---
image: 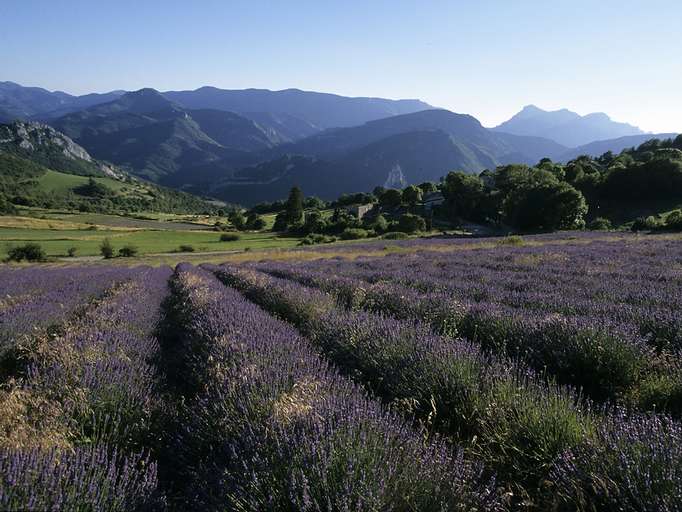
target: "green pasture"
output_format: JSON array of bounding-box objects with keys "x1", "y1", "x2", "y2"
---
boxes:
[{"x1": 0, "y1": 226, "x2": 300, "y2": 258}]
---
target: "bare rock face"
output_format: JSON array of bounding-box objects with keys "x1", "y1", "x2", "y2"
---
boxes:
[
  {"x1": 384, "y1": 163, "x2": 407, "y2": 189},
  {"x1": 1, "y1": 121, "x2": 93, "y2": 162},
  {"x1": 0, "y1": 120, "x2": 126, "y2": 180}
]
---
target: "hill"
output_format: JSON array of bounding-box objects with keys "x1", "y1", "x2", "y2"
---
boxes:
[
  {"x1": 0, "y1": 81, "x2": 123, "y2": 120},
  {"x1": 0, "y1": 121, "x2": 218, "y2": 214},
  {"x1": 51, "y1": 89, "x2": 269, "y2": 182},
  {"x1": 493, "y1": 105, "x2": 644, "y2": 147},
  {"x1": 560, "y1": 132, "x2": 678, "y2": 161}
]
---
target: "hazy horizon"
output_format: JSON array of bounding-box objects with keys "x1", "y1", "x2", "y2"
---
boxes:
[{"x1": 2, "y1": 0, "x2": 680, "y2": 132}]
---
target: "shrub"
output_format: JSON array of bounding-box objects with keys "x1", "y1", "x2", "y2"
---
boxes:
[
  {"x1": 551, "y1": 409, "x2": 682, "y2": 511},
  {"x1": 588, "y1": 217, "x2": 613, "y2": 230},
  {"x1": 664, "y1": 209, "x2": 682, "y2": 230},
  {"x1": 100, "y1": 238, "x2": 114, "y2": 259},
  {"x1": 382, "y1": 231, "x2": 409, "y2": 240},
  {"x1": 118, "y1": 244, "x2": 138, "y2": 257},
  {"x1": 178, "y1": 244, "x2": 195, "y2": 253},
  {"x1": 339, "y1": 228, "x2": 370, "y2": 240},
  {"x1": 631, "y1": 216, "x2": 661, "y2": 232},
  {"x1": 397, "y1": 213, "x2": 426, "y2": 233},
  {"x1": 6, "y1": 243, "x2": 46, "y2": 262},
  {"x1": 220, "y1": 233, "x2": 241, "y2": 242},
  {"x1": 370, "y1": 214, "x2": 389, "y2": 233},
  {"x1": 67, "y1": 247, "x2": 78, "y2": 257},
  {"x1": 299, "y1": 234, "x2": 337, "y2": 246},
  {"x1": 497, "y1": 235, "x2": 524, "y2": 246}
]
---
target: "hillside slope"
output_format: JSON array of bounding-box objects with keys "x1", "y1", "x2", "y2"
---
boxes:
[
  {"x1": 0, "y1": 121, "x2": 216, "y2": 213},
  {"x1": 206, "y1": 110, "x2": 567, "y2": 204},
  {"x1": 560, "y1": 133, "x2": 679, "y2": 161},
  {"x1": 52, "y1": 89, "x2": 269, "y2": 181}
]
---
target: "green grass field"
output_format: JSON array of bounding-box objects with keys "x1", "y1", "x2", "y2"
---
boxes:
[
  {"x1": 0, "y1": 226, "x2": 301, "y2": 259},
  {"x1": 37, "y1": 170, "x2": 136, "y2": 195}
]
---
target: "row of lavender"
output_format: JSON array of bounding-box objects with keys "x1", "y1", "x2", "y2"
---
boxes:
[
  {"x1": 0, "y1": 266, "x2": 171, "y2": 510},
  {"x1": 163, "y1": 264, "x2": 501, "y2": 510},
  {"x1": 253, "y1": 237, "x2": 682, "y2": 414},
  {"x1": 212, "y1": 263, "x2": 682, "y2": 510}
]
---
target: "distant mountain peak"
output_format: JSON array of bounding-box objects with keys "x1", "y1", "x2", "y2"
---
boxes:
[
  {"x1": 520, "y1": 104, "x2": 543, "y2": 113},
  {"x1": 117, "y1": 88, "x2": 177, "y2": 113},
  {"x1": 493, "y1": 105, "x2": 643, "y2": 147}
]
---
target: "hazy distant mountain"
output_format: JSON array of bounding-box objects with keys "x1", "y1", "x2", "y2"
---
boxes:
[
  {"x1": 240, "y1": 111, "x2": 320, "y2": 142},
  {"x1": 560, "y1": 133, "x2": 679, "y2": 162},
  {"x1": 51, "y1": 89, "x2": 277, "y2": 181},
  {"x1": 162, "y1": 86, "x2": 433, "y2": 130},
  {"x1": 0, "y1": 107, "x2": 13, "y2": 123},
  {"x1": 276, "y1": 109, "x2": 565, "y2": 160},
  {"x1": 205, "y1": 109, "x2": 567, "y2": 204},
  {"x1": 0, "y1": 81, "x2": 124, "y2": 120},
  {"x1": 493, "y1": 105, "x2": 644, "y2": 147}
]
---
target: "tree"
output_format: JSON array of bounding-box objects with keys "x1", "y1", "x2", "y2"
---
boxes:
[
  {"x1": 246, "y1": 211, "x2": 266, "y2": 230},
  {"x1": 228, "y1": 210, "x2": 246, "y2": 230},
  {"x1": 100, "y1": 238, "x2": 114, "y2": 259},
  {"x1": 674, "y1": 135, "x2": 682, "y2": 150},
  {"x1": 370, "y1": 214, "x2": 388, "y2": 233},
  {"x1": 442, "y1": 171, "x2": 486, "y2": 220},
  {"x1": 272, "y1": 211, "x2": 289, "y2": 232},
  {"x1": 7, "y1": 243, "x2": 46, "y2": 262},
  {"x1": 74, "y1": 178, "x2": 113, "y2": 198},
  {"x1": 402, "y1": 185, "x2": 423, "y2": 207},
  {"x1": 285, "y1": 186, "x2": 304, "y2": 225},
  {"x1": 397, "y1": 213, "x2": 426, "y2": 233},
  {"x1": 304, "y1": 196, "x2": 327, "y2": 209},
  {"x1": 379, "y1": 189, "x2": 402, "y2": 209},
  {"x1": 504, "y1": 181, "x2": 587, "y2": 231},
  {"x1": 0, "y1": 196, "x2": 17, "y2": 215},
  {"x1": 302, "y1": 210, "x2": 327, "y2": 234},
  {"x1": 418, "y1": 182, "x2": 437, "y2": 194}
]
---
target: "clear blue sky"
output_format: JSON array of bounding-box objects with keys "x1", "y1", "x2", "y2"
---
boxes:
[{"x1": 2, "y1": 0, "x2": 680, "y2": 132}]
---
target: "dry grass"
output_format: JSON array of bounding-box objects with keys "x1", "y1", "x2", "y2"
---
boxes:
[
  {"x1": 272, "y1": 378, "x2": 324, "y2": 425},
  {"x1": 0, "y1": 385, "x2": 73, "y2": 450}
]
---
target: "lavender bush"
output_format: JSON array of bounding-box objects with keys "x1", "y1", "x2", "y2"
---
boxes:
[{"x1": 163, "y1": 264, "x2": 501, "y2": 510}]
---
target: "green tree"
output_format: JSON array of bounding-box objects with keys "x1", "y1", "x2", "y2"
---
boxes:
[
  {"x1": 418, "y1": 182, "x2": 437, "y2": 194},
  {"x1": 100, "y1": 238, "x2": 114, "y2": 259},
  {"x1": 505, "y1": 181, "x2": 587, "y2": 231},
  {"x1": 379, "y1": 189, "x2": 402, "y2": 209},
  {"x1": 246, "y1": 211, "x2": 266, "y2": 230},
  {"x1": 370, "y1": 214, "x2": 388, "y2": 233},
  {"x1": 442, "y1": 171, "x2": 486, "y2": 220},
  {"x1": 402, "y1": 185, "x2": 423, "y2": 207},
  {"x1": 228, "y1": 210, "x2": 247, "y2": 230},
  {"x1": 285, "y1": 186, "x2": 304, "y2": 225},
  {"x1": 302, "y1": 210, "x2": 327, "y2": 234},
  {"x1": 272, "y1": 211, "x2": 289, "y2": 232},
  {"x1": 397, "y1": 213, "x2": 426, "y2": 233}
]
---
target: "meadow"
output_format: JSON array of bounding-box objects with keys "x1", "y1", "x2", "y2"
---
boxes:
[
  {"x1": 0, "y1": 210, "x2": 297, "y2": 259},
  {"x1": 0, "y1": 231, "x2": 681, "y2": 511}
]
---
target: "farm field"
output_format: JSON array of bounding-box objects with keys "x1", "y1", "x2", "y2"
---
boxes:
[
  {"x1": 0, "y1": 222, "x2": 301, "y2": 259},
  {"x1": 0, "y1": 232, "x2": 681, "y2": 510}
]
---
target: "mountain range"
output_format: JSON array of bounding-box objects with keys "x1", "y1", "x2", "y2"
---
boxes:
[
  {"x1": 0, "y1": 81, "x2": 677, "y2": 205},
  {"x1": 492, "y1": 104, "x2": 644, "y2": 147}
]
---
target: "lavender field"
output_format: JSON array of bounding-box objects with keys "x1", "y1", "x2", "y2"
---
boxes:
[{"x1": 1, "y1": 232, "x2": 681, "y2": 511}]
